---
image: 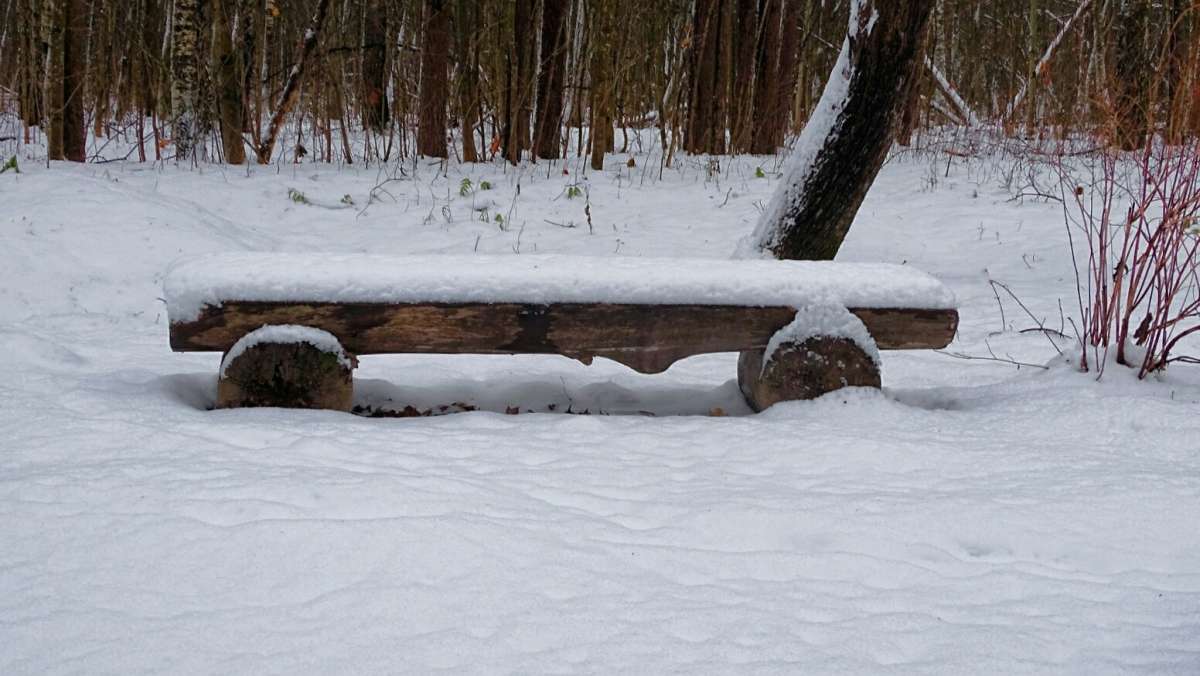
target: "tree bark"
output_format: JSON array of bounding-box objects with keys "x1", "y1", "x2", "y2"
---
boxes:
[
  {"x1": 503, "y1": 0, "x2": 535, "y2": 163},
  {"x1": 171, "y1": 0, "x2": 199, "y2": 161},
  {"x1": 61, "y1": 0, "x2": 86, "y2": 162},
  {"x1": 730, "y1": 0, "x2": 758, "y2": 152},
  {"x1": 533, "y1": 0, "x2": 568, "y2": 159},
  {"x1": 417, "y1": 0, "x2": 449, "y2": 157},
  {"x1": 685, "y1": 0, "x2": 720, "y2": 154},
  {"x1": 17, "y1": 0, "x2": 42, "y2": 131},
  {"x1": 212, "y1": 0, "x2": 246, "y2": 164},
  {"x1": 739, "y1": 0, "x2": 936, "y2": 261},
  {"x1": 588, "y1": 0, "x2": 615, "y2": 171},
  {"x1": 361, "y1": 0, "x2": 390, "y2": 132},
  {"x1": 453, "y1": 0, "x2": 480, "y2": 162},
  {"x1": 43, "y1": 0, "x2": 65, "y2": 160},
  {"x1": 770, "y1": 0, "x2": 802, "y2": 144},
  {"x1": 749, "y1": 0, "x2": 782, "y2": 154}
]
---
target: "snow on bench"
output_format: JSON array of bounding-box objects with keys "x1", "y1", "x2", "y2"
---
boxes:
[
  {"x1": 165, "y1": 253, "x2": 955, "y2": 321},
  {"x1": 164, "y1": 253, "x2": 958, "y2": 410}
]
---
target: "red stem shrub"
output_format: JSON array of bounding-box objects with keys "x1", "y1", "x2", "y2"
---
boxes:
[{"x1": 1060, "y1": 139, "x2": 1200, "y2": 377}]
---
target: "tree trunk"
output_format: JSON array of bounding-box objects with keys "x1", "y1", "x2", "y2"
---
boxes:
[
  {"x1": 212, "y1": 0, "x2": 246, "y2": 164},
  {"x1": 589, "y1": 0, "x2": 615, "y2": 171},
  {"x1": 454, "y1": 0, "x2": 480, "y2": 162},
  {"x1": 171, "y1": 0, "x2": 199, "y2": 162},
  {"x1": 749, "y1": 0, "x2": 782, "y2": 154},
  {"x1": 18, "y1": 0, "x2": 42, "y2": 131},
  {"x1": 61, "y1": 0, "x2": 86, "y2": 162},
  {"x1": 686, "y1": 0, "x2": 720, "y2": 154},
  {"x1": 239, "y1": 0, "x2": 259, "y2": 134},
  {"x1": 504, "y1": 0, "x2": 535, "y2": 164},
  {"x1": 417, "y1": 0, "x2": 449, "y2": 158},
  {"x1": 533, "y1": 0, "x2": 568, "y2": 159},
  {"x1": 730, "y1": 0, "x2": 757, "y2": 152},
  {"x1": 361, "y1": 0, "x2": 390, "y2": 132},
  {"x1": 738, "y1": 0, "x2": 935, "y2": 261},
  {"x1": 43, "y1": 0, "x2": 65, "y2": 160},
  {"x1": 769, "y1": 0, "x2": 802, "y2": 146}
]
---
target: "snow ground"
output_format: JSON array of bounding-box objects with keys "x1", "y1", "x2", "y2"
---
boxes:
[{"x1": 2, "y1": 144, "x2": 1199, "y2": 674}]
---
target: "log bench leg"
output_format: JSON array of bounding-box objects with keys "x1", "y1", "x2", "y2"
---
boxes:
[
  {"x1": 216, "y1": 326, "x2": 355, "y2": 411},
  {"x1": 737, "y1": 335, "x2": 881, "y2": 412}
]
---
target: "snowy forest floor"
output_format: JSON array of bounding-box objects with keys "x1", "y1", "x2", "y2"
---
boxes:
[{"x1": 2, "y1": 144, "x2": 1199, "y2": 673}]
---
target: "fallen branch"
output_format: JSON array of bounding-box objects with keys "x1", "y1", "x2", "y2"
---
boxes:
[
  {"x1": 1004, "y1": 0, "x2": 1093, "y2": 121},
  {"x1": 255, "y1": 0, "x2": 333, "y2": 164},
  {"x1": 924, "y1": 58, "x2": 980, "y2": 127}
]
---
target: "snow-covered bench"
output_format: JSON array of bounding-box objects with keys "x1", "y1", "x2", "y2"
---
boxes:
[{"x1": 165, "y1": 253, "x2": 958, "y2": 412}]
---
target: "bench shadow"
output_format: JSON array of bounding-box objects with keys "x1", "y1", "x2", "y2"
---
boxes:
[
  {"x1": 353, "y1": 375, "x2": 754, "y2": 418},
  {"x1": 151, "y1": 370, "x2": 753, "y2": 417},
  {"x1": 154, "y1": 372, "x2": 218, "y2": 410}
]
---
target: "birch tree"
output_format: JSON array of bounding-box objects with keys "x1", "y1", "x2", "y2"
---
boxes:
[{"x1": 170, "y1": 0, "x2": 199, "y2": 161}]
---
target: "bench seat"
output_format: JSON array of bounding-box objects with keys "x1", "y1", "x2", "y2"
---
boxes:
[{"x1": 166, "y1": 253, "x2": 958, "y2": 374}]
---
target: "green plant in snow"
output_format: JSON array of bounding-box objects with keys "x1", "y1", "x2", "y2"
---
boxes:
[
  {"x1": 755, "y1": 166, "x2": 766, "y2": 178},
  {"x1": 479, "y1": 180, "x2": 492, "y2": 191},
  {"x1": 459, "y1": 177, "x2": 473, "y2": 196},
  {"x1": 0, "y1": 156, "x2": 17, "y2": 174},
  {"x1": 287, "y1": 188, "x2": 310, "y2": 204},
  {"x1": 566, "y1": 184, "x2": 583, "y2": 199}
]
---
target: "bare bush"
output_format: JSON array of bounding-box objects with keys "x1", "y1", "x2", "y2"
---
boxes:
[{"x1": 1058, "y1": 139, "x2": 1200, "y2": 377}]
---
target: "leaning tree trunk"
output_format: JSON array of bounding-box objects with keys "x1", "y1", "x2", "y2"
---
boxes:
[
  {"x1": 171, "y1": 0, "x2": 199, "y2": 162},
  {"x1": 417, "y1": 0, "x2": 450, "y2": 158},
  {"x1": 738, "y1": 0, "x2": 935, "y2": 261}
]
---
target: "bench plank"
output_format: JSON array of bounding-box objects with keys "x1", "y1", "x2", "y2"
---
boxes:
[{"x1": 170, "y1": 301, "x2": 958, "y2": 373}]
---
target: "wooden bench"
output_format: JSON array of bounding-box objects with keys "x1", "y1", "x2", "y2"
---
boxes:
[{"x1": 165, "y1": 253, "x2": 958, "y2": 412}]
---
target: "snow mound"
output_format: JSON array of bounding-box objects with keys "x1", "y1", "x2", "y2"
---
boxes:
[
  {"x1": 219, "y1": 325, "x2": 352, "y2": 377},
  {"x1": 164, "y1": 253, "x2": 956, "y2": 322},
  {"x1": 764, "y1": 305, "x2": 881, "y2": 371}
]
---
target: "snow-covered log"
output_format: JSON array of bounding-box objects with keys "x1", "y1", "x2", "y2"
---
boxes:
[
  {"x1": 217, "y1": 325, "x2": 355, "y2": 411},
  {"x1": 738, "y1": 0, "x2": 936, "y2": 261},
  {"x1": 738, "y1": 306, "x2": 881, "y2": 410}
]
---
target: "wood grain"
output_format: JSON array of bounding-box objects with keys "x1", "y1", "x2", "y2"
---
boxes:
[{"x1": 170, "y1": 302, "x2": 958, "y2": 374}]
